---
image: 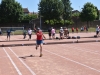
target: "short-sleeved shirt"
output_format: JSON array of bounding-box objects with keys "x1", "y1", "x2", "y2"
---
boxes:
[
  {"x1": 23, "y1": 30, "x2": 27, "y2": 34},
  {"x1": 7, "y1": 30, "x2": 11, "y2": 35},
  {"x1": 51, "y1": 29, "x2": 55, "y2": 34},
  {"x1": 96, "y1": 27, "x2": 99, "y2": 31},
  {"x1": 48, "y1": 28, "x2": 51, "y2": 33},
  {"x1": 59, "y1": 29, "x2": 64, "y2": 33},
  {"x1": 28, "y1": 30, "x2": 32, "y2": 35}
]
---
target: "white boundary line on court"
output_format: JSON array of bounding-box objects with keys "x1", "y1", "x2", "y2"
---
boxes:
[
  {"x1": 60, "y1": 44, "x2": 100, "y2": 55},
  {"x1": 86, "y1": 43, "x2": 100, "y2": 47},
  {"x1": 44, "y1": 49, "x2": 100, "y2": 73},
  {"x1": 8, "y1": 47, "x2": 36, "y2": 75},
  {"x1": 3, "y1": 47, "x2": 22, "y2": 75}
]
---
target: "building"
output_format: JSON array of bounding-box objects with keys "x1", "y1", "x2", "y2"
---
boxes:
[{"x1": 23, "y1": 8, "x2": 29, "y2": 15}]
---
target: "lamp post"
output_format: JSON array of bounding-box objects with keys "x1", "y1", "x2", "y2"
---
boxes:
[{"x1": 39, "y1": 0, "x2": 41, "y2": 29}]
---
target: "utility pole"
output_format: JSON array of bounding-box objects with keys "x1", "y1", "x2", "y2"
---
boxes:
[{"x1": 39, "y1": 0, "x2": 41, "y2": 29}]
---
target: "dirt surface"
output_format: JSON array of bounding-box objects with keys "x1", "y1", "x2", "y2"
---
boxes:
[{"x1": 0, "y1": 32, "x2": 100, "y2": 75}]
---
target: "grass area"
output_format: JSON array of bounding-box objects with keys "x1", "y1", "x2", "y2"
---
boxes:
[{"x1": 1, "y1": 27, "x2": 96, "y2": 35}]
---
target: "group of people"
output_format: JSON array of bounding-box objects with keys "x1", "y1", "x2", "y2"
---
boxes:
[
  {"x1": 48, "y1": 27, "x2": 69, "y2": 40},
  {"x1": 80, "y1": 26, "x2": 88, "y2": 32},
  {"x1": 0, "y1": 25, "x2": 100, "y2": 57}
]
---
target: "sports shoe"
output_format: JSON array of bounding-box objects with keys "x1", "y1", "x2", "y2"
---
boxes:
[
  {"x1": 39, "y1": 54, "x2": 43, "y2": 57},
  {"x1": 36, "y1": 46, "x2": 37, "y2": 50}
]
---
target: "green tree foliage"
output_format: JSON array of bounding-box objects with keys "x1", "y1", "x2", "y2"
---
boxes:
[
  {"x1": 61, "y1": 0, "x2": 73, "y2": 25},
  {"x1": 80, "y1": 2, "x2": 97, "y2": 26},
  {"x1": 72, "y1": 10, "x2": 80, "y2": 27},
  {"x1": 0, "y1": 0, "x2": 23, "y2": 23},
  {"x1": 38, "y1": 0, "x2": 63, "y2": 24},
  {"x1": 22, "y1": 14, "x2": 38, "y2": 23},
  {"x1": 95, "y1": 6, "x2": 99, "y2": 20}
]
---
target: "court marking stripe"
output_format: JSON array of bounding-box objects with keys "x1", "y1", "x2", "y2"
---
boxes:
[
  {"x1": 3, "y1": 47, "x2": 22, "y2": 75},
  {"x1": 44, "y1": 49, "x2": 100, "y2": 73},
  {"x1": 8, "y1": 47, "x2": 36, "y2": 75},
  {"x1": 83, "y1": 43, "x2": 100, "y2": 47},
  {"x1": 60, "y1": 44, "x2": 100, "y2": 55}
]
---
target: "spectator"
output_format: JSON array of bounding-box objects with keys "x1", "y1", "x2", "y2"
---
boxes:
[
  {"x1": 76, "y1": 28, "x2": 78, "y2": 33},
  {"x1": 96, "y1": 25, "x2": 99, "y2": 36},
  {"x1": 48, "y1": 27, "x2": 52, "y2": 39},
  {"x1": 51, "y1": 27, "x2": 56, "y2": 39},
  {"x1": 72, "y1": 27, "x2": 74, "y2": 33},
  {"x1": 59, "y1": 27, "x2": 64, "y2": 39},
  {"x1": 28, "y1": 28, "x2": 32, "y2": 40},
  {"x1": 7, "y1": 29, "x2": 11, "y2": 41}
]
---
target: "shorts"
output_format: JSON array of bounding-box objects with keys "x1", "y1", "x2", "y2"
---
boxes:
[
  {"x1": 48, "y1": 33, "x2": 51, "y2": 36},
  {"x1": 52, "y1": 33, "x2": 55, "y2": 36},
  {"x1": 36, "y1": 40, "x2": 43, "y2": 45},
  {"x1": 28, "y1": 34, "x2": 32, "y2": 39},
  {"x1": 7, "y1": 34, "x2": 10, "y2": 38},
  {"x1": 96, "y1": 31, "x2": 99, "y2": 35},
  {"x1": 72, "y1": 30, "x2": 74, "y2": 32},
  {"x1": 60, "y1": 33, "x2": 63, "y2": 36}
]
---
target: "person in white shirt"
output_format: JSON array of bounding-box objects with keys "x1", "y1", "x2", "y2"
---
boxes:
[
  {"x1": 96, "y1": 25, "x2": 99, "y2": 36},
  {"x1": 28, "y1": 28, "x2": 32, "y2": 40},
  {"x1": 59, "y1": 27, "x2": 64, "y2": 39}
]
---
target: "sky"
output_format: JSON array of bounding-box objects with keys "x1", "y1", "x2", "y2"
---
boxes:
[{"x1": 0, "y1": 0, "x2": 100, "y2": 12}]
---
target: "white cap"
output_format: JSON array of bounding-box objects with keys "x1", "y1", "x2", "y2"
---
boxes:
[{"x1": 60, "y1": 27, "x2": 62, "y2": 29}]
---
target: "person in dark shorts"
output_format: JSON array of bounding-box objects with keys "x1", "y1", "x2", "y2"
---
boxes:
[
  {"x1": 23, "y1": 29, "x2": 27, "y2": 39},
  {"x1": 96, "y1": 25, "x2": 100, "y2": 36},
  {"x1": 28, "y1": 28, "x2": 32, "y2": 40},
  {"x1": 34, "y1": 25, "x2": 46, "y2": 57},
  {"x1": 48, "y1": 27, "x2": 52, "y2": 39},
  {"x1": 86, "y1": 26, "x2": 88, "y2": 32},
  {"x1": 59, "y1": 27, "x2": 64, "y2": 39},
  {"x1": 64, "y1": 27, "x2": 68, "y2": 38},
  {"x1": 7, "y1": 29, "x2": 11, "y2": 41}
]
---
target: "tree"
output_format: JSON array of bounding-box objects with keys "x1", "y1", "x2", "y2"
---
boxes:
[
  {"x1": 38, "y1": 0, "x2": 63, "y2": 25},
  {"x1": 95, "y1": 6, "x2": 99, "y2": 20},
  {"x1": 72, "y1": 10, "x2": 80, "y2": 27},
  {"x1": 0, "y1": 0, "x2": 23, "y2": 23},
  {"x1": 22, "y1": 14, "x2": 38, "y2": 23},
  {"x1": 61, "y1": 0, "x2": 73, "y2": 26},
  {"x1": 80, "y1": 2, "x2": 97, "y2": 27}
]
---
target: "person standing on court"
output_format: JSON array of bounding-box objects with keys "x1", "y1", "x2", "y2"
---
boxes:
[
  {"x1": 76, "y1": 27, "x2": 78, "y2": 33},
  {"x1": 51, "y1": 27, "x2": 56, "y2": 39},
  {"x1": 34, "y1": 25, "x2": 46, "y2": 57},
  {"x1": 28, "y1": 28, "x2": 32, "y2": 40},
  {"x1": 72, "y1": 27, "x2": 74, "y2": 33},
  {"x1": 96, "y1": 25, "x2": 100, "y2": 36},
  {"x1": 7, "y1": 29, "x2": 11, "y2": 41},
  {"x1": 64, "y1": 27, "x2": 68, "y2": 38},
  {"x1": 23, "y1": 29, "x2": 27, "y2": 39},
  {"x1": 48, "y1": 27, "x2": 52, "y2": 39},
  {"x1": 59, "y1": 27, "x2": 64, "y2": 39}
]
